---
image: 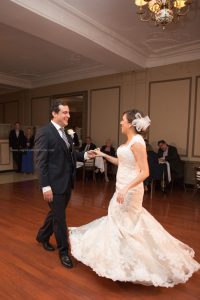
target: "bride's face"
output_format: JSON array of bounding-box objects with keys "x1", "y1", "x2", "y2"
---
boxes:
[{"x1": 120, "y1": 114, "x2": 131, "y2": 134}]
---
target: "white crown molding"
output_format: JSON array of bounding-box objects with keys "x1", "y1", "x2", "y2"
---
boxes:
[
  {"x1": 31, "y1": 65, "x2": 117, "y2": 88},
  {"x1": 9, "y1": 0, "x2": 146, "y2": 67},
  {"x1": 146, "y1": 40, "x2": 200, "y2": 68},
  {"x1": 0, "y1": 72, "x2": 31, "y2": 88},
  {"x1": 1, "y1": 0, "x2": 199, "y2": 86}
]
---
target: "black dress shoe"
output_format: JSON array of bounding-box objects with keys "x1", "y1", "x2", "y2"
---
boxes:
[
  {"x1": 36, "y1": 237, "x2": 55, "y2": 251},
  {"x1": 59, "y1": 255, "x2": 73, "y2": 268},
  {"x1": 42, "y1": 241, "x2": 55, "y2": 251}
]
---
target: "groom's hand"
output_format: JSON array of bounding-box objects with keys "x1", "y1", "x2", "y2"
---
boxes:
[
  {"x1": 87, "y1": 150, "x2": 97, "y2": 159},
  {"x1": 43, "y1": 190, "x2": 53, "y2": 202}
]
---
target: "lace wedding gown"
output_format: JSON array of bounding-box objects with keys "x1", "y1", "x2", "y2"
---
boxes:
[{"x1": 69, "y1": 135, "x2": 200, "y2": 287}]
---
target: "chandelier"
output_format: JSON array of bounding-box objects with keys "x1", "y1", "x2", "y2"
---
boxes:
[{"x1": 134, "y1": 0, "x2": 193, "y2": 29}]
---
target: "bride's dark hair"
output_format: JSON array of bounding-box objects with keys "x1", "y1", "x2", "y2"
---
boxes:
[{"x1": 123, "y1": 109, "x2": 146, "y2": 134}]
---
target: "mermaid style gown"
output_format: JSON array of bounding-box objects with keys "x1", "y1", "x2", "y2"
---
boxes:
[{"x1": 69, "y1": 135, "x2": 200, "y2": 287}]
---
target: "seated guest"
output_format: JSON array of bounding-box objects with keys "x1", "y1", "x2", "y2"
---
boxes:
[
  {"x1": 79, "y1": 136, "x2": 96, "y2": 152},
  {"x1": 144, "y1": 140, "x2": 161, "y2": 192},
  {"x1": 157, "y1": 140, "x2": 184, "y2": 190},
  {"x1": 101, "y1": 139, "x2": 116, "y2": 182}
]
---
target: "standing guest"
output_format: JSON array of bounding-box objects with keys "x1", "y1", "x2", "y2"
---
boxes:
[
  {"x1": 9, "y1": 122, "x2": 25, "y2": 172},
  {"x1": 34, "y1": 100, "x2": 95, "y2": 269},
  {"x1": 79, "y1": 136, "x2": 96, "y2": 152},
  {"x1": 21, "y1": 128, "x2": 34, "y2": 174},
  {"x1": 101, "y1": 139, "x2": 116, "y2": 182}
]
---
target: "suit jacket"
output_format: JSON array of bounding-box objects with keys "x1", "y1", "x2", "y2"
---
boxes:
[
  {"x1": 79, "y1": 142, "x2": 96, "y2": 152},
  {"x1": 158, "y1": 145, "x2": 183, "y2": 178},
  {"x1": 34, "y1": 123, "x2": 84, "y2": 194},
  {"x1": 9, "y1": 129, "x2": 25, "y2": 149}
]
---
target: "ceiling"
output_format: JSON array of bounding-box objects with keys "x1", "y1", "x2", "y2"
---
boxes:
[{"x1": 0, "y1": 0, "x2": 200, "y2": 94}]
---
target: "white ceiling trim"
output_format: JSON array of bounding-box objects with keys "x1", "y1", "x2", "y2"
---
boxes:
[
  {"x1": 147, "y1": 40, "x2": 200, "y2": 67},
  {"x1": 0, "y1": 72, "x2": 31, "y2": 89},
  {"x1": 31, "y1": 64, "x2": 117, "y2": 88},
  {"x1": 9, "y1": 0, "x2": 146, "y2": 67},
  {"x1": 0, "y1": 64, "x2": 117, "y2": 89}
]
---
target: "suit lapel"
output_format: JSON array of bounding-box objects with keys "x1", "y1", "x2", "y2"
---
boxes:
[{"x1": 49, "y1": 123, "x2": 69, "y2": 155}]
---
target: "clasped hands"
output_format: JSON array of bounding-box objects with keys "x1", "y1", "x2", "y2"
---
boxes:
[{"x1": 87, "y1": 148, "x2": 105, "y2": 159}]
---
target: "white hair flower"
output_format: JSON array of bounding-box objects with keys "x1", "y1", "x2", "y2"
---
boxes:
[
  {"x1": 132, "y1": 113, "x2": 151, "y2": 132},
  {"x1": 67, "y1": 129, "x2": 75, "y2": 138}
]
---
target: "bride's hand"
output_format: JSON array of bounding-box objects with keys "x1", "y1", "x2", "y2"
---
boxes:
[
  {"x1": 94, "y1": 148, "x2": 105, "y2": 157},
  {"x1": 117, "y1": 188, "x2": 128, "y2": 204}
]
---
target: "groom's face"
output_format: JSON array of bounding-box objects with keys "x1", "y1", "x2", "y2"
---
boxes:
[{"x1": 52, "y1": 105, "x2": 70, "y2": 127}]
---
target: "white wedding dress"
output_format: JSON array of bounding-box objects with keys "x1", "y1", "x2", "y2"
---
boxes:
[{"x1": 69, "y1": 134, "x2": 200, "y2": 287}]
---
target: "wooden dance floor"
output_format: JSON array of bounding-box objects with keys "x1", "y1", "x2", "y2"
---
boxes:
[{"x1": 0, "y1": 176, "x2": 199, "y2": 300}]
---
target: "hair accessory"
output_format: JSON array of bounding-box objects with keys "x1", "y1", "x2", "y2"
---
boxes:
[{"x1": 132, "y1": 113, "x2": 151, "y2": 132}]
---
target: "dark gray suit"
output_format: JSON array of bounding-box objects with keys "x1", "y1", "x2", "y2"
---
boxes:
[{"x1": 34, "y1": 122, "x2": 84, "y2": 256}]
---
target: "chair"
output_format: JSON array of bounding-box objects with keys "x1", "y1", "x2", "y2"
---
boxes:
[
  {"x1": 170, "y1": 160, "x2": 186, "y2": 193},
  {"x1": 193, "y1": 166, "x2": 200, "y2": 196},
  {"x1": 82, "y1": 158, "x2": 96, "y2": 182},
  {"x1": 146, "y1": 151, "x2": 162, "y2": 198}
]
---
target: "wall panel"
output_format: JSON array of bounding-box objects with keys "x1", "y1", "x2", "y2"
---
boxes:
[
  {"x1": 193, "y1": 76, "x2": 200, "y2": 157},
  {"x1": 0, "y1": 103, "x2": 3, "y2": 123},
  {"x1": 4, "y1": 101, "x2": 19, "y2": 124},
  {"x1": 31, "y1": 97, "x2": 50, "y2": 126},
  {"x1": 148, "y1": 78, "x2": 191, "y2": 157},
  {"x1": 90, "y1": 87, "x2": 120, "y2": 148}
]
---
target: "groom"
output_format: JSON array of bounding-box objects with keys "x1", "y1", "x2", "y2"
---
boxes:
[{"x1": 34, "y1": 100, "x2": 94, "y2": 268}]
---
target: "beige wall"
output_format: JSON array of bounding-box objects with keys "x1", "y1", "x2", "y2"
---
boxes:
[
  {"x1": 90, "y1": 87, "x2": 120, "y2": 147},
  {"x1": 31, "y1": 96, "x2": 51, "y2": 126},
  {"x1": 149, "y1": 78, "x2": 191, "y2": 157},
  {"x1": 0, "y1": 59, "x2": 200, "y2": 162}
]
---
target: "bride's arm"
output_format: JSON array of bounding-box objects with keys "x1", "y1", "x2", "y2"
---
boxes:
[
  {"x1": 130, "y1": 143, "x2": 149, "y2": 185},
  {"x1": 117, "y1": 143, "x2": 149, "y2": 203},
  {"x1": 95, "y1": 148, "x2": 118, "y2": 166}
]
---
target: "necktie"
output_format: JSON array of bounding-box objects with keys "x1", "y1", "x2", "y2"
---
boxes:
[
  {"x1": 84, "y1": 144, "x2": 90, "y2": 152},
  {"x1": 60, "y1": 128, "x2": 70, "y2": 148}
]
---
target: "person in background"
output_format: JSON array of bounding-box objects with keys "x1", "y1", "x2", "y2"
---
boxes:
[
  {"x1": 101, "y1": 139, "x2": 116, "y2": 182},
  {"x1": 79, "y1": 136, "x2": 96, "y2": 152},
  {"x1": 144, "y1": 139, "x2": 161, "y2": 192},
  {"x1": 21, "y1": 128, "x2": 34, "y2": 174},
  {"x1": 158, "y1": 139, "x2": 184, "y2": 190},
  {"x1": 9, "y1": 122, "x2": 25, "y2": 172}
]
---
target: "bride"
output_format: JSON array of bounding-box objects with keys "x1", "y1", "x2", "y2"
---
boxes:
[{"x1": 69, "y1": 109, "x2": 200, "y2": 287}]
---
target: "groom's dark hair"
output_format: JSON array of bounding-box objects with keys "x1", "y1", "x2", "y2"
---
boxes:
[{"x1": 50, "y1": 99, "x2": 69, "y2": 119}]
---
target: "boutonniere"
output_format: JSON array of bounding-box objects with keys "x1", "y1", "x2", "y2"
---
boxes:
[{"x1": 67, "y1": 129, "x2": 75, "y2": 138}]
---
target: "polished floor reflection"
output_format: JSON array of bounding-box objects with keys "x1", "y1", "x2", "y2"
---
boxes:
[
  {"x1": 0, "y1": 177, "x2": 199, "y2": 299},
  {"x1": 0, "y1": 171, "x2": 37, "y2": 184}
]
